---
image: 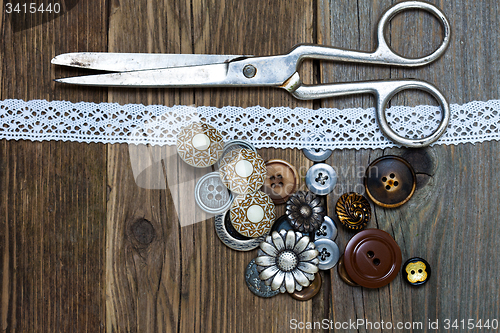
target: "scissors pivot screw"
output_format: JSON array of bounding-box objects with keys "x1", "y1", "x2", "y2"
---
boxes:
[{"x1": 243, "y1": 65, "x2": 257, "y2": 78}]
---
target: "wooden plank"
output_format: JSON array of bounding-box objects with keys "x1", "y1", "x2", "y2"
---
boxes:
[
  {"x1": 0, "y1": 1, "x2": 108, "y2": 331},
  {"x1": 319, "y1": 0, "x2": 500, "y2": 329}
]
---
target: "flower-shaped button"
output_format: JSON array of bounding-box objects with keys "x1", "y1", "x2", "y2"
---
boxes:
[
  {"x1": 255, "y1": 230, "x2": 319, "y2": 293},
  {"x1": 286, "y1": 191, "x2": 325, "y2": 233},
  {"x1": 403, "y1": 257, "x2": 431, "y2": 286},
  {"x1": 219, "y1": 148, "x2": 267, "y2": 194},
  {"x1": 230, "y1": 191, "x2": 276, "y2": 238},
  {"x1": 176, "y1": 122, "x2": 224, "y2": 168}
]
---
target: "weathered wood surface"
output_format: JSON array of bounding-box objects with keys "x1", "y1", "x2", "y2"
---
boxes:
[{"x1": 1, "y1": 0, "x2": 500, "y2": 332}]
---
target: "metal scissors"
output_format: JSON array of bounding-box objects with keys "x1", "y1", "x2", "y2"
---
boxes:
[{"x1": 52, "y1": 1, "x2": 451, "y2": 148}]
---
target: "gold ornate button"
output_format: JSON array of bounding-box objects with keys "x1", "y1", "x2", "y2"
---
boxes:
[
  {"x1": 335, "y1": 193, "x2": 371, "y2": 230},
  {"x1": 230, "y1": 191, "x2": 276, "y2": 238},
  {"x1": 176, "y1": 122, "x2": 224, "y2": 168},
  {"x1": 219, "y1": 148, "x2": 267, "y2": 194}
]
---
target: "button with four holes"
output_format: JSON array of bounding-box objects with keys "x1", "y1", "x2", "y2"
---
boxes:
[
  {"x1": 314, "y1": 238, "x2": 340, "y2": 270},
  {"x1": 302, "y1": 147, "x2": 333, "y2": 162},
  {"x1": 344, "y1": 229, "x2": 402, "y2": 288},
  {"x1": 305, "y1": 163, "x2": 337, "y2": 195},
  {"x1": 262, "y1": 159, "x2": 299, "y2": 205},
  {"x1": 403, "y1": 257, "x2": 431, "y2": 286},
  {"x1": 364, "y1": 155, "x2": 416, "y2": 208},
  {"x1": 314, "y1": 216, "x2": 337, "y2": 241},
  {"x1": 195, "y1": 172, "x2": 233, "y2": 214}
]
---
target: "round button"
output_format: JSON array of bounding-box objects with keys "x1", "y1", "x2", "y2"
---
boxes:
[
  {"x1": 271, "y1": 215, "x2": 315, "y2": 239},
  {"x1": 305, "y1": 163, "x2": 337, "y2": 195},
  {"x1": 314, "y1": 238, "x2": 340, "y2": 270},
  {"x1": 290, "y1": 272, "x2": 322, "y2": 301},
  {"x1": 219, "y1": 148, "x2": 266, "y2": 194},
  {"x1": 245, "y1": 259, "x2": 279, "y2": 298},
  {"x1": 194, "y1": 172, "x2": 233, "y2": 214},
  {"x1": 344, "y1": 229, "x2": 402, "y2": 288},
  {"x1": 335, "y1": 193, "x2": 371, "y2": 230},
  {"x1": 302, "y1": 148, "x2": 332, "y2": 162},
  {"x1": 314, "y1": 216, "x2": 337, "y2": 241},
  {"x1": 176, "y1": 122, "x2": 224, "y2": 168},
  {"x1": 214, "y1": 210, "x2": 265, "y2": 251},
  {"x1": 364, "y1": 155, "x2": 416, "y2": 208},
  {"x1": 230, "y1": 191, "x2": 276, "y2": 238},
  {"x1": 217, "y1": 140, "x2": 256, "y2": 168},
  {"x1": 262, "y1": 159, "x2": 299, "y2": 205},
  {"x1": 286, "y1": 191, "x2": 326, "y2": 233},
  {"x1": 403, "y1": 257, "x2": 431, "y2": 286},
  {"x1": 337, "y1": 255, "x2": 359, "y2": 287}
]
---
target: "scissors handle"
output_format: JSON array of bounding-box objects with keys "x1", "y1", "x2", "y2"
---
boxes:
[
  {"x1": 283, "y1": 73, "x2": 450, "y2": 148},
  {"x1": 290, "y1": 1, "x2": 451, "y2": 67}
]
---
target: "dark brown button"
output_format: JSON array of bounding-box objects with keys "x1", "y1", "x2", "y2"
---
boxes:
[
  {"x1": 364, "y1": 155, "x2": 416, "y2": 208},
  {"x1": 337, "y1": 255, "x2": 359, "y2": 287},
  {"x1": 403, "y1": 257, "x2": 431, "y2": 286},
  {"x1": 344, "y1": 229, "x2": 402, "y2": 288},
  {"x1": 335, "y1": 193, "x2": 371, "y2": 230},
  {"x1": 262, "y1": 159, "x2": 299, "y2": 205},
  {"x1": 290, "y1": 272, "x2": 322, "y2": 301}
]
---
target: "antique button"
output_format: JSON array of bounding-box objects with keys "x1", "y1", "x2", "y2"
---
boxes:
[
  {"x1": 290, "y1": 272, "x2": 322, "y2": 301},
  {"x1": 219, "y1": 148, "x2": 266, "y2": 194},
  {"x1": 305, "y1": 163, "x2": 337, "y2": 195},
  {"x1": 403, "y1": 257, "x2": 431, "y2": 286},
  {"x1": 217, "y1": 140, "x2": 256, "y2": 168},
  {"x1": 314, "y1": 216, "x2": 337, "y2": 241},
  {"x1": 314, "y1": 238, "x2": 340, "y2": 270},
  {"x1": 337, "y1": 255, "x2": 359, "y2": 287},
  {"x1": 214, "y1": 210, "x2": 266, "y2": 251},
  {"x1": 262, "y1": 159, "x2": 299, "y2": 205},
  {"x1": 176, "y1": 122, "x2": 224, "y2": 168},
  {"x1": 255, "y1": 229, "x2": 319, "y2": 293},
  {"x1": 335, "y1": 193, "x2": 371, "y2": 230},
  {"x1": 230, "y1": 191, "x2": 276, "y2": 238},
  {"x1": 246, "y1": 259, "x2": 280, "y2": 298},
  {"x1": 364, "y1": 155, "x2": 416, "y2": 208},
  {"x1": 302, "y1": 148, "x2": 332, "y2": 162},
  {"x1": 194, "y1": 172, "x2": 233, "y2": 214},
  {"x1": 344, "y1": 229, "x2": 402, "y2": 288},
  {"x1": 272, "y1": 215, "x2": 315, "y2": 239},
  {"x1": 286, "y1": 191, "x2": 325, "y2": 233}
]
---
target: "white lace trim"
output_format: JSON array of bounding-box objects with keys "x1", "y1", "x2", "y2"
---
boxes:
[{"x1": 0, "y1": 98, "x2": 499, "y2": 149}]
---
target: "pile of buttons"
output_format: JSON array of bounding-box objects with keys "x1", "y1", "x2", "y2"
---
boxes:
[{"x1": 177, "y1": 122, "x2": 430, "y2": 301}]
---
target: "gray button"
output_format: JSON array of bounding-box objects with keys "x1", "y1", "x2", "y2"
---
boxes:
[
  {"x1": 314, "y1": 216, "x2": 337, "y2": 241},
  {"x1": 245, "y1": 259, "x2": 279, "y2": 298},
  {"x1": 302, "y1": 148, "x2": 332, "y2": 162},
  {"x1": 305, "y1": 163, "x2": 337, "y2": 195},
  {"x1": 214, "y1": 210, "x2": 266, "y2": 251},
  {"x1": 195, "y1": 172, "x2": 233, "y2": 214},
  {"x1": 314, "y1": 238, "x2": 340, "y2": 270},
  {"x1": 217, "y1": 140, "x2": 256, "y2": 168}
]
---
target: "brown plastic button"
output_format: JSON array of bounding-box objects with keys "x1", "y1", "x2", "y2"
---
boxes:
[
  {"x1": 337, "y1": 255, "x2": 359, "y2": 287},
  {"x1": 262, "y1": 159, "x2": 299, "y2": 205},
  {"x1": 364, "y1": 155, "x2": 416, "y2": 208},
  {"x1": 344, "y1": 229, "x2": 402, "y2": 288},
  {"x1": 290, "y1": 272, "x2": 322, "y2": 301}
]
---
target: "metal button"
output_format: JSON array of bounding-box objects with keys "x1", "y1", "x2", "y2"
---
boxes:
[
  {"x1": 214, "y1": 210, "x2": 266, "y2": 251},
  {"x1": 290, "y1": 272, "x2": 322, "y2": 301},
  {"x1": 314, "y1": 216, "x2": 337, "y2": 241},
  {"x1": 262, "y1": 159, "x2": 299, "y2": 205},
  {"x1": 335, "y1": 193, "x2": 371, "y2": 230},
  {"x1": 302, "y1": 147, "x2": 332, "y2": 162},
  {"x1": 344, "y1": 229, "x2": 402, "y2": 288},
  {"x1": 195, "y1": 172, "x2": 233, "y2": 214},
  {"x1": 245, "y1": 259, "x2": 279, "y2": 298},
  {"x1": 286, "y1": 191, "x2": 325, "y2": 233},
  {"x1": 176, "y1": 122, "x2": 224, "y2": 168},
  {"x1": 230, "y1": 191, "x2": 276, "y2": 238},
  {"x1": 364, "y1": 155, "x2": 416, "y2": 208},
  {"x1": 217, "y1": 140, "x2": 256, "y2": 168},
  {"x1": 314, "y1": 238, "x2": 340, "y2": 270},
  {"x1": 271, "y1": 214, "x2": 315, "y2": 239},
  {"x1": 337, "y1": 255, "x2": 359, "y2": 287},
  {"x1": 403, "y1": 257, "x2": 431, "y2": 286},
  {"x1": 305, "y1": 163, "x2": 337, "y2": 195},
  {"x1": 219, "y1": 148, "x2": 266, "y2": 194}
]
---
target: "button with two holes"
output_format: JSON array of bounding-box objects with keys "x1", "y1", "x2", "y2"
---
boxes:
[
  {"x1": 314, "y1": 238, "x2": 340, "y2": 270},
  {"x1": 364, "y1": 155, "x2": 416, "y2": 208},
  {"x1": 305, "y1": 163, "x2": 337, "y2": 195},
  {"x1": 262, "y1": 159, "x2": 299, "y2": 205},
  {"x1": 403, "y1": 257, "x2": 431, "y2": 286},
  {"x1": 195, "y1": 172, "x2": 233, "y2": 214}
]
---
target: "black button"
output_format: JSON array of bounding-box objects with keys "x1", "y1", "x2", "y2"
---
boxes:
[{"x1": 403, "y1": 257, "x2": 431, "y2": 286}]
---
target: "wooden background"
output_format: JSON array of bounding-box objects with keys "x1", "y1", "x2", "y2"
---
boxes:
[{"x1": 1, "y1": 0, "x2": 499, "y2": 332}]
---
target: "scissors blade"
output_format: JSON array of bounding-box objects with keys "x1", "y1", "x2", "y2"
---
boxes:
[
  {"x1": 54, "y1": 63, "x2": 231, "y2": 87},
  {"x1": 51, "y1": 52, "x2": 250, "y2": 72}
]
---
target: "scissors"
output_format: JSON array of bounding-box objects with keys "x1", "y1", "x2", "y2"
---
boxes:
[{"x1": 52, "y1": 1, "x2": 451, "y2": 148}]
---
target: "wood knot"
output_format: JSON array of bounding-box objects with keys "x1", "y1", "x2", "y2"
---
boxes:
[
  {"x1": 402, "y1": 148, "x2": 437, "y2": 189},
  {"x1": 131, "y1": 219, "x2": 155, "y2": 245}
]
